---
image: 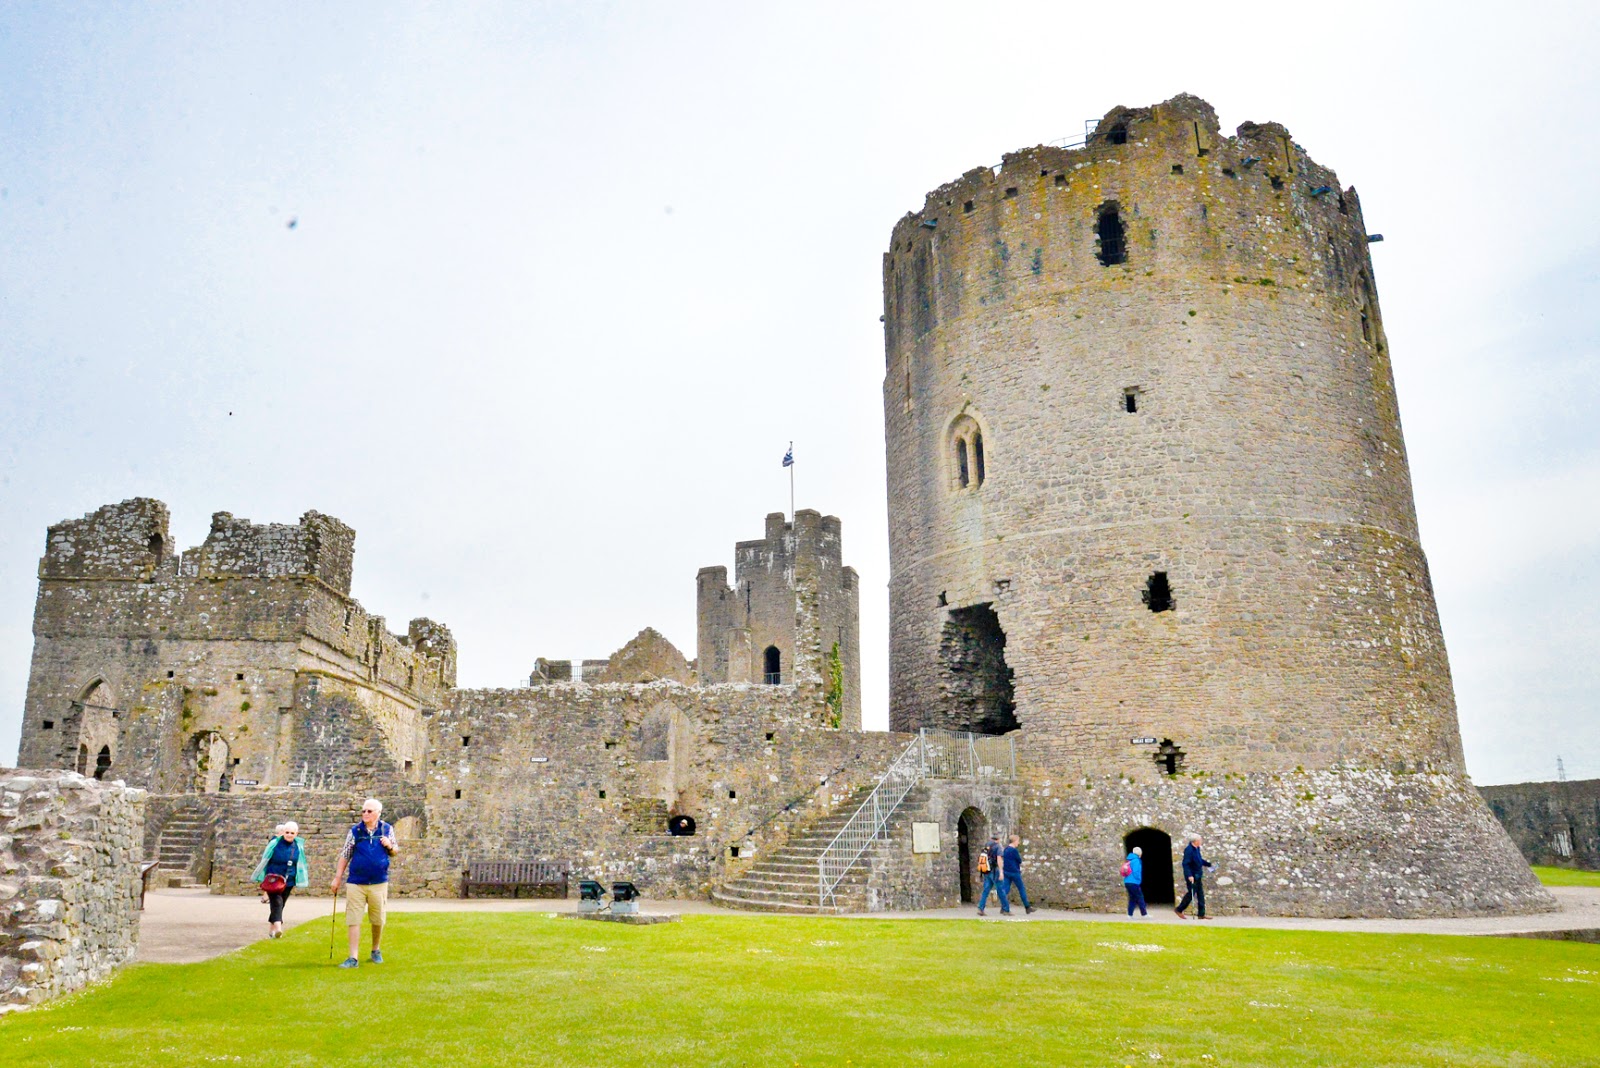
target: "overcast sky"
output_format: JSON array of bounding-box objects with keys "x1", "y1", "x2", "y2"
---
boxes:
[{"x1": 2, "y1": 2, "x2": 1596, "y2": 784}]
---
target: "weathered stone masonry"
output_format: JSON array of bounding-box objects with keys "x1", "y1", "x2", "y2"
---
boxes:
[
  {"x1": 1482, "y1": 778, "x2": 1600, "y2": 871},
  {"x1": 0, "y1": 771, "x2": 144, "y2": 1012},
  {"x1": 880, "y1": 93, "x2": 1552, "y2": 917}
]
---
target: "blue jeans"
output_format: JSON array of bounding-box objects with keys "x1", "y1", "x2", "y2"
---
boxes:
[
  {"x1": 1003, "y1": 873, "x2": 1030, "y2": 911},
  {"x1": 978, "y1": 872, "x2": 1006, "y2": 911},
  {"x1": 1125, "y1": 883, "x2": 1146, "y2": 916}
]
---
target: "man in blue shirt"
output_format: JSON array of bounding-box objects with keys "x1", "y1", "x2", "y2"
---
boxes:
[
  {"x1": 331, "y1": 797, "x2": 399, "y2": 967},
  {"x1": 1002, "y1": 834, "x2": 1035, "y2": 915},
  {"x1": 1174, "y1": 834, "x2": 1213, "y2": 920}
]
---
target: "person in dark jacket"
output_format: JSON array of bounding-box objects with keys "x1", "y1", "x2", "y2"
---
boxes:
[
  {"x1": 976, "y1": 834, "x2": 1006, "y2": 916},
  {"x1": 1001, "y1": 834, "x2": 1035, "y2": 915},
  {"x1": 331, "y1": 798, "x2": 399, "y2": 967},
  {"x1": 1174, "y1": 835, "x2": 1214, "y2": 919},
  {"x1": 1123, "y1": 845, "x2": 1147, "y2": 917},
  {"x1": 250, "y1": 821, "x2": 309, "y2": 938}
]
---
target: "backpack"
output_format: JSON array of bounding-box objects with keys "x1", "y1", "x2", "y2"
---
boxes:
[
  {"x1": 1119, "y1": 860, "x2": 1132, "y2": 878},
  {"x1": 977, "y1": 849, "x2": 991, "y2": 874}
]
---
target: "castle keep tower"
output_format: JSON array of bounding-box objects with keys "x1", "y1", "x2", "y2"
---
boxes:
[
  {"x1": 883, "y1": 95, "x2": 1548, "y2": 916},
  {"x1": 697, "y1": 510, "x2": 861, "y2": 729}
]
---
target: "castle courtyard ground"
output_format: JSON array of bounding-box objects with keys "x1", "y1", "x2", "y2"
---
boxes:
[
  {"x1": 135, "y1": 883, "x2": 1600, "y2": 964},
  {"x1": 6, "y1": 900, "x2": 1597, "y2": 1068}
]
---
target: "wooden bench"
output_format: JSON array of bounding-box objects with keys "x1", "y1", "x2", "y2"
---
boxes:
[{"x1": 461, "y1": 860, "x2": 570, "y2": 899}]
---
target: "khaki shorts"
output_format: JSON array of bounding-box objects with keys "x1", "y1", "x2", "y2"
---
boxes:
[{"x1": 345, "y1": 882, "x2": 389, "y2": 927}]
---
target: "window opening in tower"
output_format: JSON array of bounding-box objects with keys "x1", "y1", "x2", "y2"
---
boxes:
[
  {"x1": 956, "y1": 439, "x2": 970, "y2": 488},
  {"x1": 1143, "y1": 571, "x2": 1174, "y2": 613},
  {"x1": 973, "y1": 433, "x2": 985, "y2": 486},
  {"x1": 1097, "y1": 204, "x2": 1127, "y2": 266},
  {"x1": 1108, "y1": 122, "x2": 1128, "y2": 145}
]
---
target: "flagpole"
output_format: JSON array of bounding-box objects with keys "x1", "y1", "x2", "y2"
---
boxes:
[{"x1": 788, "y1": 440, "x2": 794, "y2": 520}]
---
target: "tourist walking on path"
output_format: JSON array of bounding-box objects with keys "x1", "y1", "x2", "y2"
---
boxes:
[
  {"x1": 1123, "y1": 846, "x2": 1147, "y2": 917},
  {"x1": 251, "y1": 821, "x2": 308, "y2": 938},
  {"x1": 976, "y1": 834, "x2": 1007, "y2": 916},
  {"x1": 1174, "y1": 835, "x2": 1214, "y2": 920},
  {"x1": 331, "y1": 798, "x2": 399, "y2": 967},
  {"x1": 1002, "y1": 834, "x2": 1035, "y2": 915}
]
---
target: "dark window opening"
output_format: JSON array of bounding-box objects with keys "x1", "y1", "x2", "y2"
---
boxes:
[
  {"x1": 1096, "y1": 203, "x2": 1127, "y2": 266},
  {"x1": 1124, "y1": 388, "x2": 1140, "y2": 413},
  {"x1": 1153, "y1": 739, "x2": 1186, "y2": 776},
  {"x1": 147, "y1": 534, "x2": 163, "y2": 557},
  {"x1": 231, "y1": 757, "x2": 241, "y2": 766},
  {"x1": 604, "y1": 740, "x2": 618, "y2": 749},
  {"x1": 1222, "y1": 167, "x2": 1235, "y2": 178},
  {"x1": 1143, "y1": 572, "x2": 1174, "y2": 613},
  {"x1": 728, "y1": 790, "x2": 737, "y2": 799},
  {"x1": 599, "y1": 789, "x2": 606, "y2": 799},
  {"x1": 1270, "y1": 175, "x2": 1284, "y2": 190},
  {"x1": 93, "y1": 746, "x2": 111, "y2": 780},
  {"x1": 956, "y1": 438, "x2": 969, "y2": 488},
  {"x1": 963, "y1": 199, "x2": 974, "y2": 213},
  {"x1": 1004, "y1": 187, "x2": 1018, "y2": 199},
  {"x1": 454, "y1": 789, "x2": 462, "y2": 799},
  {"x1": 462, "y1": 735, "x2": 471, "y2": 747},
  {"x1": 973, "y1": 433, "x2": 986, "y2": 485},
  {"x1": 1337, "y1": 194, "x2": 1348, "y2": 215},
  {"x1": 730, "y1": 845, "x2": 741, "y2": 858},
  {"x1": 1123, "y1": 827, "x2": 1175, "y2": 904},
  {"x1": 167, "y1": 671, "x2": 174, "y2": 678},
  {"x1": 1054, "y1": 174, "x2": 1066, "y2": 186},
  {"x1": 765, "y1": 731, "x2": 775, "y2": 742},
  {"x1": 1040, "y1": 169, "x2": 1049, "y2": 177},
  {"x1": 937, "y1": 603, "x2": 1019, "y2": 736},
  {"x1": 763, "y1": 646, "x2": 782, "y2": 685},
  {"x1": 236, "y1": 673, "x2": 244, "y2": 681},
  {"x1": 1171, "y1": 164, "x2": 1184, "y2": 175},
  {"x1": 404, "y1": 759, "x2": 414, "y2": 771},
  {"x1": 42, "y1": 720, "x2": 54, "y2": 730},
  {"x1": 669, "y1": 814, "x2": 696, "y2": 836},
  {"x1": 1360, "y1": 312, "x2": 1371, "y2": 342},
  {"x1": 1108, "y1": 122, "x2": 1128, "y2": 145}
]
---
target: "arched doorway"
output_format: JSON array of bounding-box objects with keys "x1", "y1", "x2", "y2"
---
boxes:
[
  {"x1": 1123, "y1": 827, "x2": 1175, "y2": 905},
  {"x1": 93, "y1": 746, "x2": 112, "y2": 780},
  {"x1": 762, "y1": 646, "x2": 782, "y2": 685},
  {"x1": 957, "y1": 807, "x2": 987, "y2": 904}
]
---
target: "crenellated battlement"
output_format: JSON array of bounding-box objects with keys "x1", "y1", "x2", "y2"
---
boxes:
[
  {"x1": 184, "y1": 509, "x2": 355, "y2": 595},
  {"x1": 40, "y1": 498, "x2": 173, "y2": 583}
]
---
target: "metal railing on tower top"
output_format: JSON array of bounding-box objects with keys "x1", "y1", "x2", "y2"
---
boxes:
[{"x1": 816, "y1": 729, "x2": 1016, "y2": 908}]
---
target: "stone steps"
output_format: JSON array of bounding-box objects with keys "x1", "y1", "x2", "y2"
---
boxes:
[
  {"x1": 714, "y1": 784, "x2": 926, "y2": 914},
  {"x1": 154, "y1": 810, "x2": 209, "y2": 879}
]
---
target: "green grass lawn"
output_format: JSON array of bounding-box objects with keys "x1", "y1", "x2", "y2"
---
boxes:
[
  {"x1": 1533, "y1": 865, "x2": 1600, "y2": 887},
  {"x1": 3, "y1": 914, "x2": 1597, "y2": 1067}
]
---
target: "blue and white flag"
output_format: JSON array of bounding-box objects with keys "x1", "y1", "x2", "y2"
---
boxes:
[{"x1": 782, "y1": 446, "x2": 794, "y2": 468}]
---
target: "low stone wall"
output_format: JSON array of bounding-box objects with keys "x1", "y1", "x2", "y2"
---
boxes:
[
  {"x1": 1017, "y1": 768, "x2": 1555, "y2": 918},
  {"x1": 1, "y1": 770, "x2": 145, "y2": 1012},
  {"x1": 1481, "y1": 778, "x2": 1600, "y2": 870}
]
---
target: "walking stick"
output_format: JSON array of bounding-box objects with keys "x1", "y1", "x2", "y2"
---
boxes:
[{"x1": 329, "y1": 884, "x2": 340, "y2": 961}]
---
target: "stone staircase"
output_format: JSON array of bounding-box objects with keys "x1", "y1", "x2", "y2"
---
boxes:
[
  {"x1": 712, "y1": 785, "x2": 928, "y2": 914},
  {"x1": 153, "y1": 808, "x2": 209, "y2": 888}
]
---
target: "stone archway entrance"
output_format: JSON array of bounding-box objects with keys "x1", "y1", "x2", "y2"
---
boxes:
[
  {"x1": 957, "y1": 807, "x2": 987, "y2": 904},
  {"x1": 1123, "y1": 827, "x2": 1175, "y2": 905}
]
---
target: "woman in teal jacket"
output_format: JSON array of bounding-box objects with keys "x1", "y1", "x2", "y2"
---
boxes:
[
  {"x1": 250, "y1": 822, "x2": 310, "y2": 938},
  {"x1": 1124, "y1": 846, "x2": 1147, "y2": 917}
]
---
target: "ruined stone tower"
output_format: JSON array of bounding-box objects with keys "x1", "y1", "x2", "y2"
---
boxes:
[
  {"x1": 882, "y1": 95, "x2": 1550, "y2": 915},
  {"x1": 697, "y1": 510, "x2": 861, "y2": 730}
]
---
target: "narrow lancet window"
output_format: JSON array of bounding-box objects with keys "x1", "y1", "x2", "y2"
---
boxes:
[
  {"x1": 972, "y1": 433, "x2": 985, "y2": 486},
  {"x1": 1097, "y1": 203, "x2": 1127, "y2": 266},
  {"x1": 956, "y1": 439, "x2": 970, "y2": 488}
]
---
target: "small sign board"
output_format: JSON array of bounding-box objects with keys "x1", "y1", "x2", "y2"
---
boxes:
[
  {"x1": 912, "y1": 822, "x2": 941, "y2": 854},
  {"x1": 233, "y1": 779, "x2": 260, "y2": 786},
  {"x1": 1130, "y1": 736, "x2": 1157, "y2": 746},
  {"x1": 286, "y1": 781, "x2": 306, "y2": 788}
]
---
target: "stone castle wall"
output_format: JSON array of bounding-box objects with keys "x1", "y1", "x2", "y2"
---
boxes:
[
  {"x1": 18, "y1": 500, "x2": 454, "y2": 794},
  {"x1": 415, "y1": 682, "x2": 905, "y2": 898},
  {"x1": 1, "y1": 771, "x2": 144, "y2": 1012},
  {"x1": 883, "y1": 94, "x2": 1460, "y2": 780},
  {"x1": 1482, "y1": 778, "x2": 1600, "y2": 870}
]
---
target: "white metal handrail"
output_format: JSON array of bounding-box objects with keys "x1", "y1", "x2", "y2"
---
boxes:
[
  {"x1": 817, "y1": 733, "x2": 929, "y2": 908},
  {"x1": 815, "y1": 729, "x2": 1018, "y2": 907}
]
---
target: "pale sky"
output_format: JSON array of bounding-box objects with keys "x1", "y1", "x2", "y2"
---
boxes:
[{"x1": 2, "y1": 2, "x2": 1596, "y2": 784}]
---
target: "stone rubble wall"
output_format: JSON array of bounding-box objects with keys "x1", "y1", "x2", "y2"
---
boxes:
[
  {"x1": 0, "y1": 770, "x2": 145, "y2": 1013},
  {"x1": 1018, "y1": 767, "x2": 1554, "y2": 918}
]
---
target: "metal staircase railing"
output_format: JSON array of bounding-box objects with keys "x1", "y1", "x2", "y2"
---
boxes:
[{"x1": 816, "y1": 729, "x2": 1017, "y2": 908}]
